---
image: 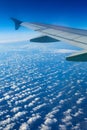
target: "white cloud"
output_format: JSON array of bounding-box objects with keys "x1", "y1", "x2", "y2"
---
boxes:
[
  {"x1": 63, "y1": 109, "x2": 72, "y2": 115},
  {"x1": 3, "y1": 123, "x2": 15, "y2": 130},
  {"x1": 61, "y1": 109, "x2": 72, "y2": 126},
  {"x1": 40, "y1": 124, "x2": 51, "y2": 130},
  {"x1": 27, "y1": 114, "x2": 41, "y2": 125},
  {"x1": 46, "y1": 108, "x2": 59, "y2": 119},
  {"x1": 21, "y1": 94, "x2": 35, "y2": 102},
  {"x1": 73, "y1": 109, "x2": 83, "y2": 117},
  {"x1": 52, "y1": 49, "x2": 76, "y2": 54},
  {"x1": 59, "y1": 124, "x2": 66, "y2": 130},
  {"x1": 11, "y1": 84, "x2": 17, "y2": 89},
  {"x1": 15, "y1": 94, "x2": 36, "y2": 105},
  {"x1": 59, "y1": 99, "x2": 65, "y2": 104},
  {"x1": 0, "y1": 118, "x2": 11, "y2": 126},
  {"x1": 0, "y1": 32, "x2": 36, "y2": 44},
  {"x1": 77, "y1": 80, "x2": 81, "y2": 84},
  {"x1": 28, "y1": 97, "x2": 40, "y2": 107},
  {"x1": 74, "y1": 92, "x2": 80, "y2": 96},
  {"x1": 62, "y1": 115, "x2": 72, "y2": 123},
  {"x1": 40, "y1": 106, "x2": 58, "y2": 130},
  {"x1": 4, "y1": 95, "x2": 10, "y2": 100},
  {"x1": 19, "y1": 123, "x2": 29, "y2": 130},
  {"x1": 71, "y1": 123, "x2": 80, "y2": 130},
  {"x1": 0, "y1": 97, "x2": 4, "y2": 102},
  {"x1": 3, "y1": 93, "x2": 10, "y2": 100},
  {"x1": 57, "y1": 92, "x2": 63, "y2": 98},
  {"x1": 11, "y1": 107, "x2": 21, "y2": 113},
  {"x1": 76, "y1": 97, "x2": 85, "y2": 104},
  {"x1": 33, "y1": 103, "x2": 46, "y2": 112},
  {"x1": 28, "y1": 102, "x2": 34, "y2": 107},
  {"x1": 44, "y1": 118, "x2": 57, "y2": 126},
  {"x1": 12, "y1": 111, "x2": 27, "y2": 120}
]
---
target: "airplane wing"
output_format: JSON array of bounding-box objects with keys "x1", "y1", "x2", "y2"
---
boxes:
[{"x1": 11, "y1": 18, "x2": 87, "y2": 62}]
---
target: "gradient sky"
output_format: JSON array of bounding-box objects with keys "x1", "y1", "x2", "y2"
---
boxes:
[{"x1": 0, "y1": 0, "x2": 87, "y2": 42}]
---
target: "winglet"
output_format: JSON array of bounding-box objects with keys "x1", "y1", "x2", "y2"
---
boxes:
[{"x1": 11, "y1": 17, "x2": 22, "y2": 30}]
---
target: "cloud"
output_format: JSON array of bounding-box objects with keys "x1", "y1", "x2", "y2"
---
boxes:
[
  {"x1": 46, "y1": 107, "x2": 59, "y2": 119},
  {"x1": 12, "y1": 111, "x2": 27, "y2": 120},
  {"x1": 57, "y1": 92, "x2": 63, "y2": 98},
  {"x1": 0, "y1": 32, "x2": 36, "y2": 44},
  {"x1": 73, "y1": 109, "x2": 83, "y2": 117},
  {"x1": 74, "y1": 92, "x2": 80, "y2": 96},
  {"x1": 11, "y1": 107, "x2": 21, "y2": 113},
  {"x1": 61, "y1": 109, "x2": 72, "y2": 127},
  {"x1": 3, "y1": 123, "x2": 15, "y2": 130},
  {"x1": 27, "y1": 114, "x2": 41, "y2": 125},
  {"x1": 4, "y1": 95, "x2": 10, "y2": 100},
  {"x1": 63, "y1": 109, "x2": 72, "y2": 115},
  {"x1": 59, "y1": 99, "x2": 65, "y2": 105},
  {"x1": 62, "y1": 115, "x2": 72, "y2": 123},
  {"x1": 44, "y1": 118, "x2": 57, "y2": 126},
  {"x1": 15, "y1": 94, "x2": 36, "y2": 105},
  {"x1": 40, "y1": 124, "x2": 51, "y2": 130},
  {"x1": 28, "y1": 97, "x2": 40, "y2": 107},
  {"x1": 40, "y1": 107, "x2": 58, "y2": 130},
  {"x1": 51, "y1": 49, "x2": 77, "y2": 54},
  {"x1": 33, "y1": 103, "x2": 46, "y2": 112},
  {"x1": 71, "y1": 123, "x2": 80, "y2": 130},
  {"x1": 76, "y1": 97, "x2": 85, "y2": 104},
  {"x1": 19, "y1": 123, "x2": 29, "y2": 130},
  {"x1": 59, "y1": 124, "x2": 66, "y2": 130},
  {"x1": 0, "y1": 118, "x2": 11, "y2": 126}
]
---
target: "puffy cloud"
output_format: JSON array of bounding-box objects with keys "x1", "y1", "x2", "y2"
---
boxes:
[
  {"x1": 44, "y1": 118, "x2": 57, "y2": 126},
  {"x1": 71, "y1": 123, "x2": 80, "y2": 130},
  {"x1": 11, "y1": 107, "x2": 21, "y2": 113},
  {"x1": 61, "y1": 109, "x2": 72, "y2": 126},
  {"x1": 40, "y1": 107, "x2": 58, "y2": 130},
  {"x1": 0, "y1": 118, "x2": 11, "y2": 126},
  {"x1": 27, "y1": 114, "x2": 41, "y2": 125},
  {"x1": 28, "y1": 97, "x2": 40, "y2": 107},
  {"x1": 59, "y1": 124, "x2": 66, "y2": 130},
  {"x1": 76, "y1": 97, "x2": 85, "y2": 104},
  {"x1": 4, "y1": 95, "x2": 10, "y2": 100},
  {"x1": 3, "y1": 123, "x2": 15, "y2": 130},
  {"x1": 33, "y1": 103, "x2": 46, "y2": 112},
  {"x1": 12, "y1": 111, "x2": 27, "y2": 120},
  {"x1": 57, "y1": 92, "x2": 63, "y2": 98},
  {"x1": 62, "y1": 115, "x2": 72, "y2": 123},
  {"x1": 40, "y1": 124, "x2": 51, "y2": 130},
  {"x1": 73, "y1": 109, "x2": 83, "y2": 117},
  {"x1": 59, "y1": 99, "x2": 65, "y2": 104},
  {"x1": 63, "y1": 109, "x2": 72, "y2": 115},
  {"x1": 19, "y1": 123, "x2": 29, "y2": 130}
]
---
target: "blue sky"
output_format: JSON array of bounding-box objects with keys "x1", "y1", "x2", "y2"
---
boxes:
[{"x1": 0, "y1": 0, "x2": 87, "y2": 42}]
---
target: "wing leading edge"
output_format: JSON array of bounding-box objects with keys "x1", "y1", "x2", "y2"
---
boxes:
[{"x1": 11, "y1": 17, "x2": 87, "y2": 62}]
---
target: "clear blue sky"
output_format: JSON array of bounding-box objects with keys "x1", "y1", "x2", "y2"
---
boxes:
[{"x1": 0, "y1": 0, "x2": 87, "y2": 42}]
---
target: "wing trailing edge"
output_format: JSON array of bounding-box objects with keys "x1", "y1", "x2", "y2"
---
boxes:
[
  {"x1": 66, "y1": 50, "x2": 87, "y2": 61},
  {"x1": 30, "y1": 35, "x2": 59, "y2": 43}
]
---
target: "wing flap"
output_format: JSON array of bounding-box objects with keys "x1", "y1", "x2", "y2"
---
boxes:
[
  {"x1": 66, "y1": 50, "x2": 87, "y2": 61},
  {"x1": 30, "y1": 35, "x2": 59, "y2": 43}
]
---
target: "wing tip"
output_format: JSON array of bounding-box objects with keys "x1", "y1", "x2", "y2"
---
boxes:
[{"x1": 11, "y1": 17, "x2": 23, "y2": 30}]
